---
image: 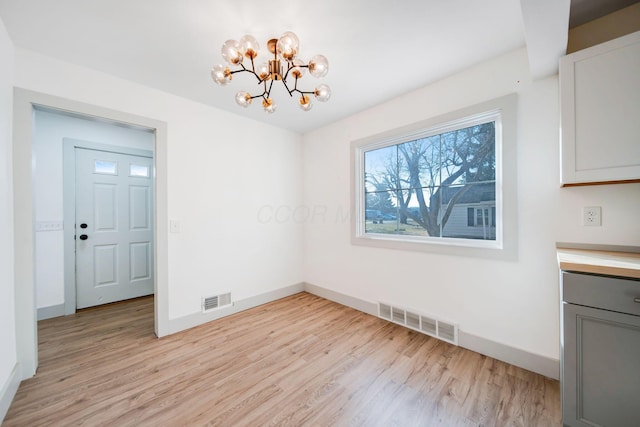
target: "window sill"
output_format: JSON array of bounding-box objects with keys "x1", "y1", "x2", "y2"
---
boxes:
[{"x1": 352, "y1": 232, "x2": 516, "y2": 260}]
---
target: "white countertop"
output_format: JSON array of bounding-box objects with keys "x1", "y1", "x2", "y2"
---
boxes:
[{"x1": 557, "y1": 248, "x2": 640, "y2": 279}]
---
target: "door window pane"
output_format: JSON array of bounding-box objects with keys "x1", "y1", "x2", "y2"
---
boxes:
[
  {"x1": 129, "y1": 164, "x2": 149, "y2": 177},
  {"x1": 94, "y1": 160, "x2": 117, "y2": 175}
]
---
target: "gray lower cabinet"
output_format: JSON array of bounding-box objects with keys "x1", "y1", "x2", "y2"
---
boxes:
[{"x1": 561, "y1": 272, "x2": 640, "y2": 427}]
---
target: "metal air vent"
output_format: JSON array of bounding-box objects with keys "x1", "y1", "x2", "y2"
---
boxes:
[
  {"x1": 378, "y1": 302, "x2": 458, "y2": 345},
  {"x1": 203, "y1": 292, "x2": 232, "y2": 312}
]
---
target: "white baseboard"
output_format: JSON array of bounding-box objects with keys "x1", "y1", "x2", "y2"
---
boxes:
[
  {"x1": 37, "y1": 303, "x2": 65, "y2": 320},
  {"x1": 458, "y1": 331, "x2": 559, "y2": 379},
  {"x1": 166, "y1": 282, "x2": 306, "y2": 335},
  {"x1": 303, "y1": 282, "x2": 560, "y2": 380},
  {"x1": 0, "y1": 364, "x2": 21, "y2": 424},
  {"x1": 304, "y1": 282, "x2": 378, "y2": 316}
]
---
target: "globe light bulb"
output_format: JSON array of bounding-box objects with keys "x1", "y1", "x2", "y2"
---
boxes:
[
  {"x1": 276, "y1": 31, "x2": 299, "y2": 61},
  {"x1": 221, "y1": 39, "x2": 243, "y2": 65},
  {"x1": 291, "y1": 59, "x2": 306, "y2": 79},
  {"x1": 211, "y1": 64, "x2": 231, "y2": 85},
  {"x1": 299, "y1": 95, "x2": 313, "y2": 111},
  {"x1": 262, "y1": 98, "x2": 277, "y2": 114},
  {"x1": 308, "y1": 55, "x2": 329, "y2": 78},
  {"x1": 314, "y1": 84, "x2": 331, "y2": 102},
  {"x1": 235, "y1": 91, "x2": 252, "y2": 108},
  {"x1": 239, "y1": 35, "x2": 259, "y2": 59},
  {"x1": 257, "y1": 62, "x2": 270, "y2": 81}
]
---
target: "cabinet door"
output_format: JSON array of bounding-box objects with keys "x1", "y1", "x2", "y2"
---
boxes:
[
  {"x1": 562, "y1": 303, "x2": 640, "y2": 427},
  {"x1": 560, "y1": 31, "x2": 640, "y2": 186}
]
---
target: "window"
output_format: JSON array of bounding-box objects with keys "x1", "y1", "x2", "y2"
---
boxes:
[
  {"x1": 351, "y1": 94, "x2": 517, "y2": 257},
  {"x1": 94, "y1": 160, "x2": 117, "y2": 175},
  {"x1": 129, "y1": 164, "x2": 150, "y2": 177}
]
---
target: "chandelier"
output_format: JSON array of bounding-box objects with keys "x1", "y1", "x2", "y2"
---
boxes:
[{"x1": 211, "y1": 31, "x2": 331, "y2": 113}]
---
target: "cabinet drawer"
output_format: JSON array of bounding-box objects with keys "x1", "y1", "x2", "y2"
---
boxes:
[{"x1": 562, "y1": 272, "x2": 640, "y2": 316}]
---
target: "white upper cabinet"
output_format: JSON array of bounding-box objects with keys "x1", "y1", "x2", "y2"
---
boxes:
[{"x1": 560, "y1": 31, "x2": 640, "y2": 186}]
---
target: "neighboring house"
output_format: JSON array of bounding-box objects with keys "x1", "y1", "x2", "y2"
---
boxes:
[{"x1": 441, "y1": 183, "x2": 496, "y2": 240}]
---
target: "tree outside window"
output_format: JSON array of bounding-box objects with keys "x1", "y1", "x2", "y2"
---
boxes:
[{"x1": 363, "y1": 119, "x2": 497, "y2": 241}]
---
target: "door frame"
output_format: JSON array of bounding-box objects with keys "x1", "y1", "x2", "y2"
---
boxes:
[
  {"x1": 13, "y1": 88, "x2": 170, "y2": 380},
  {"x1": 63, "y1": 139, "x2": 154, "y2": 314}
]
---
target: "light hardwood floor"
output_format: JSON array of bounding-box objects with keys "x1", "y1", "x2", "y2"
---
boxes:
[{"x1": 4, "y1": 292, "x2": 561, "y2": 426}]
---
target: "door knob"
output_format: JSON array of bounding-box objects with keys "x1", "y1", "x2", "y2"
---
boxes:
[
  {"x1": 79, "y1": 234, "x2": 88, "y2": 240},
  {"x1": 80, "y1": 223, "x2": 88, "y2": 229}
]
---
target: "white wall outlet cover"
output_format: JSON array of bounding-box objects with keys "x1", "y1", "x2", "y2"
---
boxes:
[{"x1": 582, "y1": 206, "x2": 602, "y2": 226}]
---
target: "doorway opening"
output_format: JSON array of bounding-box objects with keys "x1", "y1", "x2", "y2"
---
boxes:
[
  {"x1": 13, "y1": 89, "x2": 169, "y2": 380},
  {"x1": 33, "y1": 106, "x2": 156, "y2": 315}
]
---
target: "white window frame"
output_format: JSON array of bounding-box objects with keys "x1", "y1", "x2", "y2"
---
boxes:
[{"x1": 350, "y1": 94, "x2": 518, "y2": 260}]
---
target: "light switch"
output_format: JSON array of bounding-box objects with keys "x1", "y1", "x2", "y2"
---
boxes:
[
  {"x1": 36, "y1": 221, "x2": 63, "y2": 232},
  {"x1": 170, "y1": 220, "x2": 181, "y2": 233}
]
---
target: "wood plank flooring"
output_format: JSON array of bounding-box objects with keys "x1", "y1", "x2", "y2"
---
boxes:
[{"x1": 4, "y1": 292, "x2": 561, "y2": 426}]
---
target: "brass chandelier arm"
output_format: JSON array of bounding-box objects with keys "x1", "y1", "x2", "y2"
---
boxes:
[
  {"x1": 279, "y1": 62, "x2": 313, "y2": 97},
  {"x1": 228, "y1": 61, "x2": 270, "y2": 100},
  {"x1": 280, "y1": 77, "x2": 297, "y2": 98},
  {"x1": 281, "y1": 79, "x2": 315, "y2": 97},
  {"x1": 229, "y1": 61, "x2": 262, "y2": 84},
  {"x1": 234, "y1": 59, "x2": 302, "y2": 99},
  {"x1": 263, "y1": 79, "x2": 275, "y2": 100}
]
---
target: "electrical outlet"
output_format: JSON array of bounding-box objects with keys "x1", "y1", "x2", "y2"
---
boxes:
[{"x1": 582, "y1": 206, "x2": 601, "y2": 226}]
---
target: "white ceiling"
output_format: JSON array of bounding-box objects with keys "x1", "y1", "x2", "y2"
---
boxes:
[{"x1": 0, "y1": 0, "x2": 617, "y2": 134}]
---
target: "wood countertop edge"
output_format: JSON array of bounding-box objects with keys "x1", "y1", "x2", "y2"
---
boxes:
[
  {"x1": 558, "y1": 261, "x2": 640, "y2": 279},
  {"x1": 557, "y1": 248, "x2": 640, "y2": 279}
]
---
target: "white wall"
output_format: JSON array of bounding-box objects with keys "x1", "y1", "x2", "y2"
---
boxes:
[
  {"x1": 11, "y1": 40, "x2": 638, "y2": 382},
  {"x1": 33, "y1": 109, "x2": 154, "y2": 310},
  {"x1": 302, "y1": 48, "x2": 640, "y2": 365},
  {"x1": 0, "y1": 14, "x2": 17, "y2": 419},
  {"x1": 15, "y1": 48, "x2": 304, "y2": 320}
]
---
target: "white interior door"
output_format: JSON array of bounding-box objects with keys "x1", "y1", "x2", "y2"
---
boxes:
[{"x1": 75, "y1": 147, "x2": 154, "y2": 309}]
